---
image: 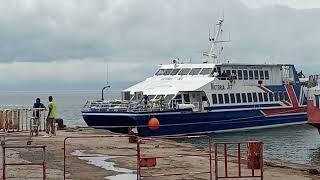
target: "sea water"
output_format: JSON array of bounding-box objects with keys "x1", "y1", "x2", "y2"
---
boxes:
[{"x1": 1, "y1": 90, "x2": 320, "y2": 167}]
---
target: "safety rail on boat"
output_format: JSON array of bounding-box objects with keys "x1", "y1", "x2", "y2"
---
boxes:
[
  {"x1": 308, "y1": 74, "x2": 320, "y2": 88},
  {"x1": 83, "y1": 100, "x2": 171, "y2": 112},
  {"x1": 83, "y1": 99, "x2": 198, "y2": 112}
]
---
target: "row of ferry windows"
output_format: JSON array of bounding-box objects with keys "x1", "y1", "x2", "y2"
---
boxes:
[
  {"x1": 223, "y1": 70, "x2": 269, "y2": 80},
  {"x1": 156, "y1": 68, "x2": 213, "y2": 76},
  {"x1": 156, "y1": 68, "x2": 270, "y2": 80},
  {"x1": 211, "y1": 91, "x2": 289, "y2": 104}
]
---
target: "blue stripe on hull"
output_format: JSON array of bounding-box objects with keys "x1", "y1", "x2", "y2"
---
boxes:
[{"x1": 82, "y1": 109, "x2": 307, "y2": 136}]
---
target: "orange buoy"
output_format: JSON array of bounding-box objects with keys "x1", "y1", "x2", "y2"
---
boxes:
[{"x1": 148, "y1": 117, "x2": 160, "y2": 131}]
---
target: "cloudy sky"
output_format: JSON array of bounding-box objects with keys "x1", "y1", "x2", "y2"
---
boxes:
[{"x1": 1, "y1": 0, "x2": 320, "y2": 91}]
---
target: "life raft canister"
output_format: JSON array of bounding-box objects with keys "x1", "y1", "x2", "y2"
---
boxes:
[{"x1": 148, "y1": 117, "x2": 160, "y2": 131}]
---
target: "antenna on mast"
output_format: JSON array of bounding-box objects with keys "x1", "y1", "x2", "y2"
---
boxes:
[
  {"x1": 102, "y1": 62, "x2": 111, "y2": 101},
  {"x1": 106, "y1": 63, "x2": 109, "y2": 85},
  {"x1": 222, "y1": 10, "x2": 224, "y2": 20},
  {"x1": 202, "y1": 13, "x2": 231, "y2": 64},
  {"x1": 214, "y1": 24, "x2": 216, "y2": 40}
]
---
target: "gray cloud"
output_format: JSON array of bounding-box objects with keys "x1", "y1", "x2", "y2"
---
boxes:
[{"x1": 0, "y1": 0, "x2": 319, "y2": 90}]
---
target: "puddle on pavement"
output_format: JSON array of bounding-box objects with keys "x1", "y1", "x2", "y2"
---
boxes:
[{"x1": 71, "y1": 150, "x2": 136, "y2": 180}]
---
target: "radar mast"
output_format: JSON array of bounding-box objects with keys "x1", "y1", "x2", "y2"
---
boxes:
[{"x1": 203, "y1": 17, "x2": 230, "y2": 63}]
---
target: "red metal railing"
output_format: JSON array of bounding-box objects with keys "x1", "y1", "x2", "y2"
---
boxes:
[
  {"x1": 214, "y1": 141, "x2": 264, "y2": 180},
  {"x1": 2, "y1": 145, "x2": 46, "y2": 180},
  {"x1": 62, "y1": 134, "x2": 265, "y2": 180},
  {"x1": 63, "y1": 135, "x2": 137, "y2": 180},
  {"x1": 137, "y1": 135, "x2": 213, "y2": 180}
]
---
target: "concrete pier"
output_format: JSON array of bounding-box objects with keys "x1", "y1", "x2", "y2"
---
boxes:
[{"x1": 0, "y1": 128, "x2": 316, "y2": 180}]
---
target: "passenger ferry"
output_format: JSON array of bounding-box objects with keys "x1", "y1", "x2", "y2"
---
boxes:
[
  {"x1": 82, "y1": 19, "x2": 307, "y2": 136},
  {"x1": 307, "y1": 75, "x2": 320, "y2": 131}
]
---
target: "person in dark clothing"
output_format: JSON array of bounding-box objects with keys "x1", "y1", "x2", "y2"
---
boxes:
[
  {"x1": 143, "y1": 95, "x2": 149, "y2": 109},
  {"x1": 33, "y1": 98, "x2": 46, "y2": 118},
  {"x1": 31, "y1": 98, "x2": 46, "y2": 136}
]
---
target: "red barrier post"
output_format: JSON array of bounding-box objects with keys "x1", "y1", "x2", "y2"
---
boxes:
[
  {"x1": 136, "y1": 138, "x2": 141, "y2": 180},
  {"x1": 224, "y1": 143, "x2": 228, "y2": 177},
  {"x1": 43, "y1": 146, "x2": 46, "y2": 180},
  {"x1": 215, "y1": 143, "x2": 218, "y2": 180},
  {"x1": 260, "y1": 143, "x2": 264, "y2": 180},
  {"x1": 3, "y1": 145, "x2": 5, "y2": 180},
  {"x1": 209, "y1": 137, "x2": 213, "y2": 180},
  {"x1": 238, "y1": 143, "x2": 241, "y2": 177}
]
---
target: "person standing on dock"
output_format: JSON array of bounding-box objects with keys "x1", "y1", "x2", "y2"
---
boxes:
[
  {"x1": 43, "y1": 96, "x2": 57, "y2": 137},
  {"x1": 32, "y1": 98, "x2": 46, "y2": 136}
]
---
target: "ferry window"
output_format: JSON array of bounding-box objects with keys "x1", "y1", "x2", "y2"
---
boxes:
[
  {"x1": 284, "y1": 92, "x2": 289, "y2": 101},
  {"x1": 212, "y1": 94, "x2": 218, "y2": 104},
  {"x1": 265, "y1": 70, "x2": 270, "y2": 80},
  {"x1": 155, "y1": 69, "x2": 165, "y2": 75},
  {"x1": 170, "y1": 68, "x2": 181, "y2": 75},
  {"x1": 269, "y1": 92, "x2": 274, "y2": 101},
  {"x1": 241, "y1": 93, "x2": 247, "y2": 103},
  {"x1": 252, "y1": 93, "x2": 258, "y2": 102},
  {"x1": 258, "y1": 92, "x2": 263, "y2": 102},
  {"x1": 183, "y1": 94, "x2": 190, "y2": 103},
  {"x1": 218, "y1": 94, "x2": 224, "y2": 104},
  {"x1": 274, "y1": 92, "x2": 279, "y2": 101},
  {"x1": 164, "y1": 69, "x2": 173, "y2": 75},
  {"x1": 259, "y1": 70, "x2": 264, "y2": 80},
  {"x1": 165, "y1": 94, "x2": 175, "y2": 103},
  {"x1": 224, "y1": 94, "x2": 230, "y2": 104},
  {"x1": 174, "y1": 94, "x2": 182, "y2": 100},
  {"x1": 230, "y1": 94, "x2": 236, "y2": 103},
  {"x1": 236, "y1": 93, "x2": 241, "y2": 103},
  {"x1": 178, "y1": 68, "x2": 191, "y2": 75},
  {"x1": 226, "y1": 70, "x2": 231, "y2": 76},
  {"x1": 254, "y1": 70, "x2": 259, "y2": 80},
  {"x1": 232, "y1": 70, "x2": 237, "y2": 79},
  {"x1": 243, "y1": 70, "x2": 248, "y2": 80},
  {"x1": 189, "y1": 68, "x2": 202, "y2": 75},
  {"x1": 247, "y1": 93, "x2": 253, "y2": 102},
  {"x1": 200, "y1": 68, "x2": 213, "y2": 75},
  {"x1": 217, "y1": 67, "x2": 222, "y2": 75},
  {"x1": 279, "y1": 92, "x2": 284, "y2": 101},
  {"x1": 249, "y1": 70, "x2": 254, "y2": 80},
  {"x1": 263, "y1": 93, "x2": 269, "y2": 102},
  {"x1": 148, "y1": 95, "x2": 156, "y2": 100},
  {"x1": 238, "y1": 70, "x2": 243, "y2": 80}
]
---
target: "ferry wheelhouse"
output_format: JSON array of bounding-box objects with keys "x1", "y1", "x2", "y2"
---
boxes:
[{"x1": 82, "y1": 19, "x2": 307, "y2": 136}]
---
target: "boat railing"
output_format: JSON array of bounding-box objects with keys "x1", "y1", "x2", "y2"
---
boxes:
[
  {"x1": 309, "y1": 74, "x2": 320, "y2": 88},
  {"x1": 83, "y1": 100, "x2": 173, "y2": 112}
]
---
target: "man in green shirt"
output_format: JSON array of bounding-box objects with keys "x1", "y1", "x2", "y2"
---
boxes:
[
  {"x1": 159, "y1": 95, "x2": 165, "y2": 110},
  {"x1": 43, "y1": 96, "x2": 57, "y2": 137}
]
